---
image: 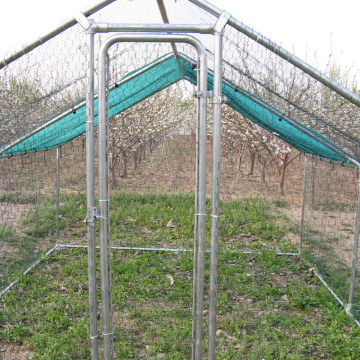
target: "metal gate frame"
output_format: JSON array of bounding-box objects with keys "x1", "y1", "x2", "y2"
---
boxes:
[{"x1": 85, "y1": 21, "x2": 227, "y2": 359}]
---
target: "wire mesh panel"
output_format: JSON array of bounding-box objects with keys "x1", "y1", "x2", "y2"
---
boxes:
[
  {"x1": 56, "y1": 138, "x2": 89, "y2": 247},
  {"x1": 2, "y1": 0, "x2": 360, "y2": 160},
  {"x1": 220, "y1": 21, "x2": 360, "y2": 163},
  {"x1": 0, "y1": 150, "x2": 58, "y2": 292},
  {"x1": 302, "y1": 158, "x2": 359, "y2": 309},
  {"x1": 210, "y1": 104, "x2": 304, "y2": 256}
]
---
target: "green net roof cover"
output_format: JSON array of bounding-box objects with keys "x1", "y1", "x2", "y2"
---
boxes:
[{"x1": 0, "y1": 54, "x2": 350, "y2": 164}]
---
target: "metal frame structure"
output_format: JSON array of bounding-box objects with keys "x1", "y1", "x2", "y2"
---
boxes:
[
  {"x1": 93, "y1": 30, "x2": 215, "y2": 360},
  {"x1": 2, "y1": 1, "x2": 360, "y2": 359}
]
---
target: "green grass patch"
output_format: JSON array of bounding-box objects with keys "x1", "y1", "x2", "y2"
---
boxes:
[
  {"x1": 2, "y1": 193, "x2": 359, "y2": 358},
  {"x1": 1, "y1": 248, "x2": 360, "y2": 359},
  {"x1": 313, "y1": 201, "x2": 350, "y2": 212},
  {"x1": 0, "y1": 192, "x2": 37, "y2": 204}
]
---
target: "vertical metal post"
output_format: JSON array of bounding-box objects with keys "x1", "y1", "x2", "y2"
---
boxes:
[
  {"x1": 194, "y1": 51, "x2": 208, "y2": 360},
  {"x1": 300, "y1": 155, "x2": 308, "y2": 254},
  {"x1": 349, "y1": 167, "x2": 360, "y2": 310},
  {"x1": 56, "y1": 146, "x2": 60, "y2": 246},
  {"x1": 191, "y1": 63, "x2": 200, "y2": 360},
  {"x1": 99, "y1": 39, "x2": 113, "y2": 360},
  {"x1": 106, "y1": 54, "x2": 115, "y2": 359},
  {"x1": 208, "y1": 30, "x2": 223, "y2": 360},
  {"x1": 86, "y1": 31, "x2": 99, "y2": 360}
]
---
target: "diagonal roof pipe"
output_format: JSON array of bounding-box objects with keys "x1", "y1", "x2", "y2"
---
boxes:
[
  {"x1": 0, "y1": 0, "x2": 116, "y2": 69},
  {"x1": 156, "y1": 0, "x2": 185, "y2": 78}
]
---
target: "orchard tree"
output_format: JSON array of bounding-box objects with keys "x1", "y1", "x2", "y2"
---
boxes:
[
  {"x1": 0, "y1": 70, "x2": 43, "y2": 147},
  {"x1": 0, "y1": 60, "x2": 86, "y2": 150},
  {"x1": 109, "y1": 84, "x2": 195, "y2": 184}
]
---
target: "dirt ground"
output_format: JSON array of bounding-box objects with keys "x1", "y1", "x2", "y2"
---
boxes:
[
  {"x1": 0, "y1": 343, "x2": 34, "y2": 360},
  {"x1": 0, "y1": 203, "x2": 30, "y2": 230}
]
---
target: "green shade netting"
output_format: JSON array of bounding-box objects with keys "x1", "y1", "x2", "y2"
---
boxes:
[
  {"x1": 1, "y1": 55, "x2": 182, "y2": 156},
  {"x1": 180, "y1": 58, "x2": 349, "y2": 163},
  {"x1": 0, "y1": 54, "x2": 350, "y2": 164}
]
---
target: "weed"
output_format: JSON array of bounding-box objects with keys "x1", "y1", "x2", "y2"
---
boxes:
[
  {"x1": 273, "y1": 199, "x2": 287, "y2": 208},
  {"x1": 0, "y1": 192, "x2": 37, "y2": 204},
  {"x1": 314, "y1": 201, "x2": 349, "y2": 212}
]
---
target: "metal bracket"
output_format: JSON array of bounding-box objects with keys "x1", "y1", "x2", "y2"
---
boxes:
[
  {"x1": 193, "y1": 91, "x2": 227, "y2": 104},
  {"x1": 85, "y1": 206, "x2": 100, "y2": 226},
  {"x1": 213, "y1": 11, "x2": 231, "y2": 33},
  {"x1": 345, "y1": 303, "x2": 352, "y2": 315},
  {"x1": 193, "y1": 90, "x2": 213, "y2": 98},
  {"x1": 209, "y1": 96, "x2": 228, "y2": 104},
  {"x1": 73, "y1": 10, "x2": 92, "y2": 31}
]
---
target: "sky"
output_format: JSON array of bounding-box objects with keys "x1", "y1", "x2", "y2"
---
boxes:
[{"x1": 1, "y1": 0, "x2": 360, "y2": 78}]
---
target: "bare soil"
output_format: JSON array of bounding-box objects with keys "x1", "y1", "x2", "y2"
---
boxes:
[
  {"x1": 0, "y1": 343, "x2": 34, "y2": 360},
  {"x1": 0, "y1": 203, "x2": 31, "y2": 231}
]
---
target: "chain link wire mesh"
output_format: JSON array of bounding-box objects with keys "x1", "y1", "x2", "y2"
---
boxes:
[
  {"x1": 1, "y1": 0, "x2": 360, "y2": 358},
  {"x1": 0, "y1": 150, "x2": 58, "y2": 289},
  {"x1": 302, "y1": 158, "x2": 360, "y2": 312}
]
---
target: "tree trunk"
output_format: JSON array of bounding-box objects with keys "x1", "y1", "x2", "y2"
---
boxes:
[
  {"x1": 138, "y1": 147, "x2": 142, "y2": 165},
  {"x1": 122, "y1": 150, "x2": 128, "y2": 178},
  {"x1": 207, "y1": 135, "x2": 213, "y2": 151},
  {"x1": 71, "y1": 141, "x2": 75, "y2": 165},
  {"x1": 249, "y1": 151, "x2": 256, "y2": 175},
  {"x1": 110, "y1": 136, "x2": 118, "y2": 185},
  {"x1": 111, "y1": 164, "x2": 117, "y2": 187},
  {"x1": 279, "y1": 151, "x2": 288, "y2": 195},
  {"x1": 260, "y1": 155, "x2": 267, "y2": 184},
  {"x1": 134, "y1": 151, "x2": 138, "y2": 170}
]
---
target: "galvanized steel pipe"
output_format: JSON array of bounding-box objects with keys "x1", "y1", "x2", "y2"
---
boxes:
[
  {"x1": 89, "y1": 23, "x2": 214, "y2": 34},
  {"x1": 300, "y1": 156, "x2": 308, "y2": 254},
  {"x1": 208, "y1": 30, "x2": 223, "y2": 360},
  {"x1": 86, "y1": 31, "x2": 99, "y2": 360},
  {"x1": 0, "y1": 0, "x2": 117, "y2": 69}
]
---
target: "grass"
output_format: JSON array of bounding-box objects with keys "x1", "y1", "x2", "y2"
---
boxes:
[
  {"x1": 111, "y1": 193, "x2": 288, "y2": 251},
  {"x1": 1, "y1": 193, "x2": 360, "y2": 359},
  {"x1": 0, "y1": 225, "x2": 47, "y2": 290},
  {"x1": 0, "y1": 192, "x2": 38, "y2": 204},
  {"x1": 301, "y1": 221, "x2": 360, "y2": 307},
  {"x1": 0, "y1": 193, "x2": 88, "y2": 290},
  {"x1": 2, "y1": 249, "x2": 360, "y2": 359},
  {"x1": 313, "y1": 200, "x2": 351, "y2": 212}
]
